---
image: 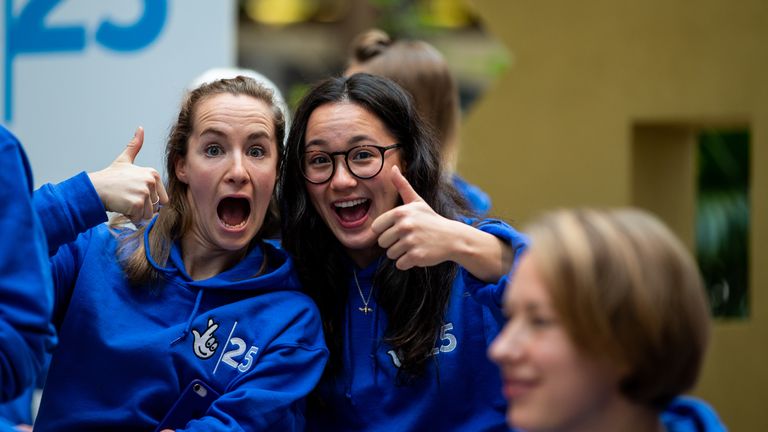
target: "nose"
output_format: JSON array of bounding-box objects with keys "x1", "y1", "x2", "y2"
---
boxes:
[
  {"x1": 328, "y1": 157, "x2": 357, "y2": 190},
  {"x1": 225, "y1": 154, "x2": 249, "y2": 185},
  {"x1": 488, "y1": 319, "x2": 527, "y2": 364}
]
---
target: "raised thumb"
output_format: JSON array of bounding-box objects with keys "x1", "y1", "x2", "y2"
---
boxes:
[{"x1": 115, "y1": 126, "x2": 144, "y2": 163}]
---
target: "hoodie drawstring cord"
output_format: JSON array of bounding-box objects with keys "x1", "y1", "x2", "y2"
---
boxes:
[{"x1": 170, "y1": 288, "x2": 204, "y2": 346}]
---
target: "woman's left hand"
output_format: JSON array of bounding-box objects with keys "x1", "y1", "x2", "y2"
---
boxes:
[
  {"x1": 372, "y1": 166, "x2": 461, "y2": 270},
  {"x1": 373, "y1": 166, "x2": 513, "y2": 281}
]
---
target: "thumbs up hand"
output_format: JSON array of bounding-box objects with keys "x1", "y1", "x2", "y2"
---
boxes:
[
  {"x1": 88, "y1": 127, "x2": 168, "y2": 223},
  {"x1": 372, "y1": 165, "x2": 457, "y2": 270}
]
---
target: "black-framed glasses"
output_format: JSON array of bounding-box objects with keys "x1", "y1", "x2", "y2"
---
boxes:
[{"x1": 302, "y1": 144, "x2": 402, "y2": 184}]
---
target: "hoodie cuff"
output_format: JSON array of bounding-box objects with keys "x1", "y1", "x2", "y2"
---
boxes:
[
  {"x1": 461, "y1": 218, "x2": 528, "y2": 309},
  {"x1": 34, "y1": 171, "x2": 107, "y2": 255}
]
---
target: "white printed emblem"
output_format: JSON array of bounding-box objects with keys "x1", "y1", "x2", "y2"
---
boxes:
[
  {"x1": 192, "y1": 318, "x2": 219, "y2": 359},
  {"x1": 387, "y1": 322, "x2": 458, "y2": 369},
  {"x1": 212, "y1": 320, "x2": 261, "y2": 374}
]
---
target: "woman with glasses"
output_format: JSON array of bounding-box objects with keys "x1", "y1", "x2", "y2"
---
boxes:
[{"x1": 280, "y1": 73, "x2": 528, "y2": 431}]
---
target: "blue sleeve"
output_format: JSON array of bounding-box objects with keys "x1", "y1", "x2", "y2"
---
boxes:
[
  {"x1": 461, "y1": 218, "x2": 528, "y2": 310},
  {"x1": 0, "y1": 126, "x2": 56, "y2": 402},
  {"x1": 179, "y1": 302, "x2": 329, "y2": 431},
  {"x1": 33, "y1": 171, "x2": 106, "y2": 256},
  {"x1": 33, "y1": 171, "x2": 107, "y2": 328}
]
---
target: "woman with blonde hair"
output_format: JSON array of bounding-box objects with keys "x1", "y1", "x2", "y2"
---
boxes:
[
  {"x1": 489, "y1": 208, "x2": 725, "y2": 432},
  {"x1": 32, "y1": 76, "x2": 327, "y2": 430}
]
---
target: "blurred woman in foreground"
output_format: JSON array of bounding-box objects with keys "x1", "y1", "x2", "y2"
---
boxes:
[{"x1": 489, "y1": 208, "x2": 726, "y2": 432}]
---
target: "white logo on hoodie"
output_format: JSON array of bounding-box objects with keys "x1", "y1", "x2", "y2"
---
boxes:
[{"x1": 192, "y1": 318, "x2": 219, "y2": 359}]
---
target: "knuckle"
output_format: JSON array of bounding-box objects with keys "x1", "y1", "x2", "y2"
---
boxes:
[
  {"x1": 386, "y1": 248, "x2": 398, "y2": 260},
  {"x1": 401, "y1": 220, "x2": 415, "y2": 232},
  {"x1": 410, "y1": 250, "x2": 425, "y2": 263}
]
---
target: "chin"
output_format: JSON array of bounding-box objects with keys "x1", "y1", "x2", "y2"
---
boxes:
[
  {"x1": 510, "y1": 408, "x2": 554, "y2": 432},
  {"x1": 218, "y1": 226, "x2": 259, "y2": 250},
  {"x1": 335, "y1": 230, "x2": 376, "y2": 252}
]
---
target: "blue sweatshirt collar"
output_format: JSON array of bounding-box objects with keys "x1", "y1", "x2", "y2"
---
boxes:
[{"x1": 141, "y1": 215, "x2": 301, "y2": 346}]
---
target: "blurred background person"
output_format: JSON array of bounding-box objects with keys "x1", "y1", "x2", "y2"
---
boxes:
[
  {"x1": 489, "y1": 208, "x2": 725, "y2": 432},
  {"x1": 345, "y1": 29, "x2": 492, "y2": 216},
  {"x1": 0, "y1": 125, "x2": 55, "y2": 432}
]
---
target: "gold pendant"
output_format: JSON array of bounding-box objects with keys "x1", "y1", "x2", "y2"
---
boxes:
[{"x1": 359, "y1": 305, "x2": 373, "y2": 315}]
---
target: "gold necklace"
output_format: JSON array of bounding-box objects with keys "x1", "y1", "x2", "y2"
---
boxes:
[{"x1": 353, "y1": 269, "x2": 374, "y2": 315}]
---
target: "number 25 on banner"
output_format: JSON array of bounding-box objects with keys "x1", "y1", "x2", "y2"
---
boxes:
[{"x1": 4, "y1": 0, "x2": 168, "y2": 121}]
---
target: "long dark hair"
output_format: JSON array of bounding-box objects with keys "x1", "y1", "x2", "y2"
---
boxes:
[
  {"x1": 280, "y1": 73, "x2": 467, "y2": 379},
  {"x1": 114, "y1": 76, "x2": 285, "y2": 285}
]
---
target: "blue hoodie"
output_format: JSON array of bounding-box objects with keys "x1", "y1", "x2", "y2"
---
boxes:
[
  {"x1": 662, "y1": 396, "x2": 727, "y2": 432},
  {"x1": 0, "y1": 125, "x2": 55, "y2": 403},
  {"x1": 307, "y1": 219, "x2": 527, "y2": 432},
  {"x1": 32, "y1": 173, "x2": 329, "y2": 431},
  {"x1": 452, "y1": 174, "x2": 492, "y2": 217}
]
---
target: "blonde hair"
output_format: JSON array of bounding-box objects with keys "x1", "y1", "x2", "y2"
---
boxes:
[
  {"x1": 525, "y1": 208, "x2": 711, "y2": 409},
  {"x1": 347, "y1": 29, "x2": 460, "y2": 171}
]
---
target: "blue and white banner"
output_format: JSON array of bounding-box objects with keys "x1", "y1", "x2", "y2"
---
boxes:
[{"x1": 2, "y1": 0, "x2": 235, "y2": 186}]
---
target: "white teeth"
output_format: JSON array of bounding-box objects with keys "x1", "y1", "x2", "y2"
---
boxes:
[
  {"x1": 334, "y1": 198, "x2": 367, "y2": 208},
  {"x1": 221, "y1": 220, "x2": 247, "y2": 229}
]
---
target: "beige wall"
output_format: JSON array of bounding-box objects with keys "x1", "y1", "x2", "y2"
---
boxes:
[{"x1": 463, "y1": 1, "x2": 768, "y2": 430}]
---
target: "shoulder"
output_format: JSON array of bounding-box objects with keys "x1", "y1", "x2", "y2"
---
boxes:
[
  {"x1": 0, "y1": 126, "x2": 34, "y2": 191},
  {"x1": 274, "y1": 290, "x2": 322, "y2": 324},
  {"x1": 452, "y1": 174, "x2": 492, "y2": 215},
  {"x1": 256, "y1": 290, "x2": 326, "y2": 351},
  {"x1": 661, "y1": 396, "x2": 727, "y2": 432},
  {"x1": 0, "y1": 125, "x2": 21, "y2": 149}
]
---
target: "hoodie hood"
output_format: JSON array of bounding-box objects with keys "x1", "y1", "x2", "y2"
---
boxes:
[
  {"x1": 140, "y1": 216, "x2": 301, "y2": 346},
  {"x1": 142, "y1": 216, "x2": 300, "y2": 292}
]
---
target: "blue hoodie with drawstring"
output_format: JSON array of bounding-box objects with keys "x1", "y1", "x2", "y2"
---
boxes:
[
  {"x1": 32, "y1": 172, "x2": 328, "y2": 431},
  {"x1": 307, "y1": 219, "x2": 528, "y2": 432}
]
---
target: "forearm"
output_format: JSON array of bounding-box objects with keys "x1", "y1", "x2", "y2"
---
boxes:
[{"x1": 448, "y1": 221, "x2": 514, "y2": 283}]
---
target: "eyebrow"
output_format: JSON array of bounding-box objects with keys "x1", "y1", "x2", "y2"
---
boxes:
[
  {"x1": 504, "y1": 300, "x2": 547, "y2": 317},
  {"x1": 306, "y1": 135, "x2": 375, "y2": 149},
  {"x1": 199, "y1": 128, "x2": 226, "y2": 139},
  {"x1": 199, "y1": 128, "x2": 270, "y2": 141}
]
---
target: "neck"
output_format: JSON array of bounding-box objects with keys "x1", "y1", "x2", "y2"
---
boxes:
[
  {"x1": 346, "y1": 246, "x2": 383, "y2": 269},
  {"x1": 560, "y1": 396, "x2": 663, "y2": 432},
  {"x1": 180, "y1": 235, "x2": 249, "y2": 281}
]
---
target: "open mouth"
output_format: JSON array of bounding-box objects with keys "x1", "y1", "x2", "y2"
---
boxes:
[
  {"x1": 334, "y1": 198, "x2": 371, "y2": 223},
  {"x1": 217, "y1": 197, "x2": 251, "y2": 228}
]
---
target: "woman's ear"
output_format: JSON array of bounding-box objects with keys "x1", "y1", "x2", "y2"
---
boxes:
[{"x1": 175, "y1": 158, "x2": 189, "y2": 184}]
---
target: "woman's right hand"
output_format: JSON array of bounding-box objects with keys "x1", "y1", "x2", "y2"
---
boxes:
[{"x1": 88, "y1": 126, "x2": 168, "y2": 223}]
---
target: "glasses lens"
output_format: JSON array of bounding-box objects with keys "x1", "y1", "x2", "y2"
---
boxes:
[
  {"x1": 303, "y1": 151, "x2": 333, "y2": 183},
  {"x1": 348, "y1": 146, "x2": 383, "y2": 179}
]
